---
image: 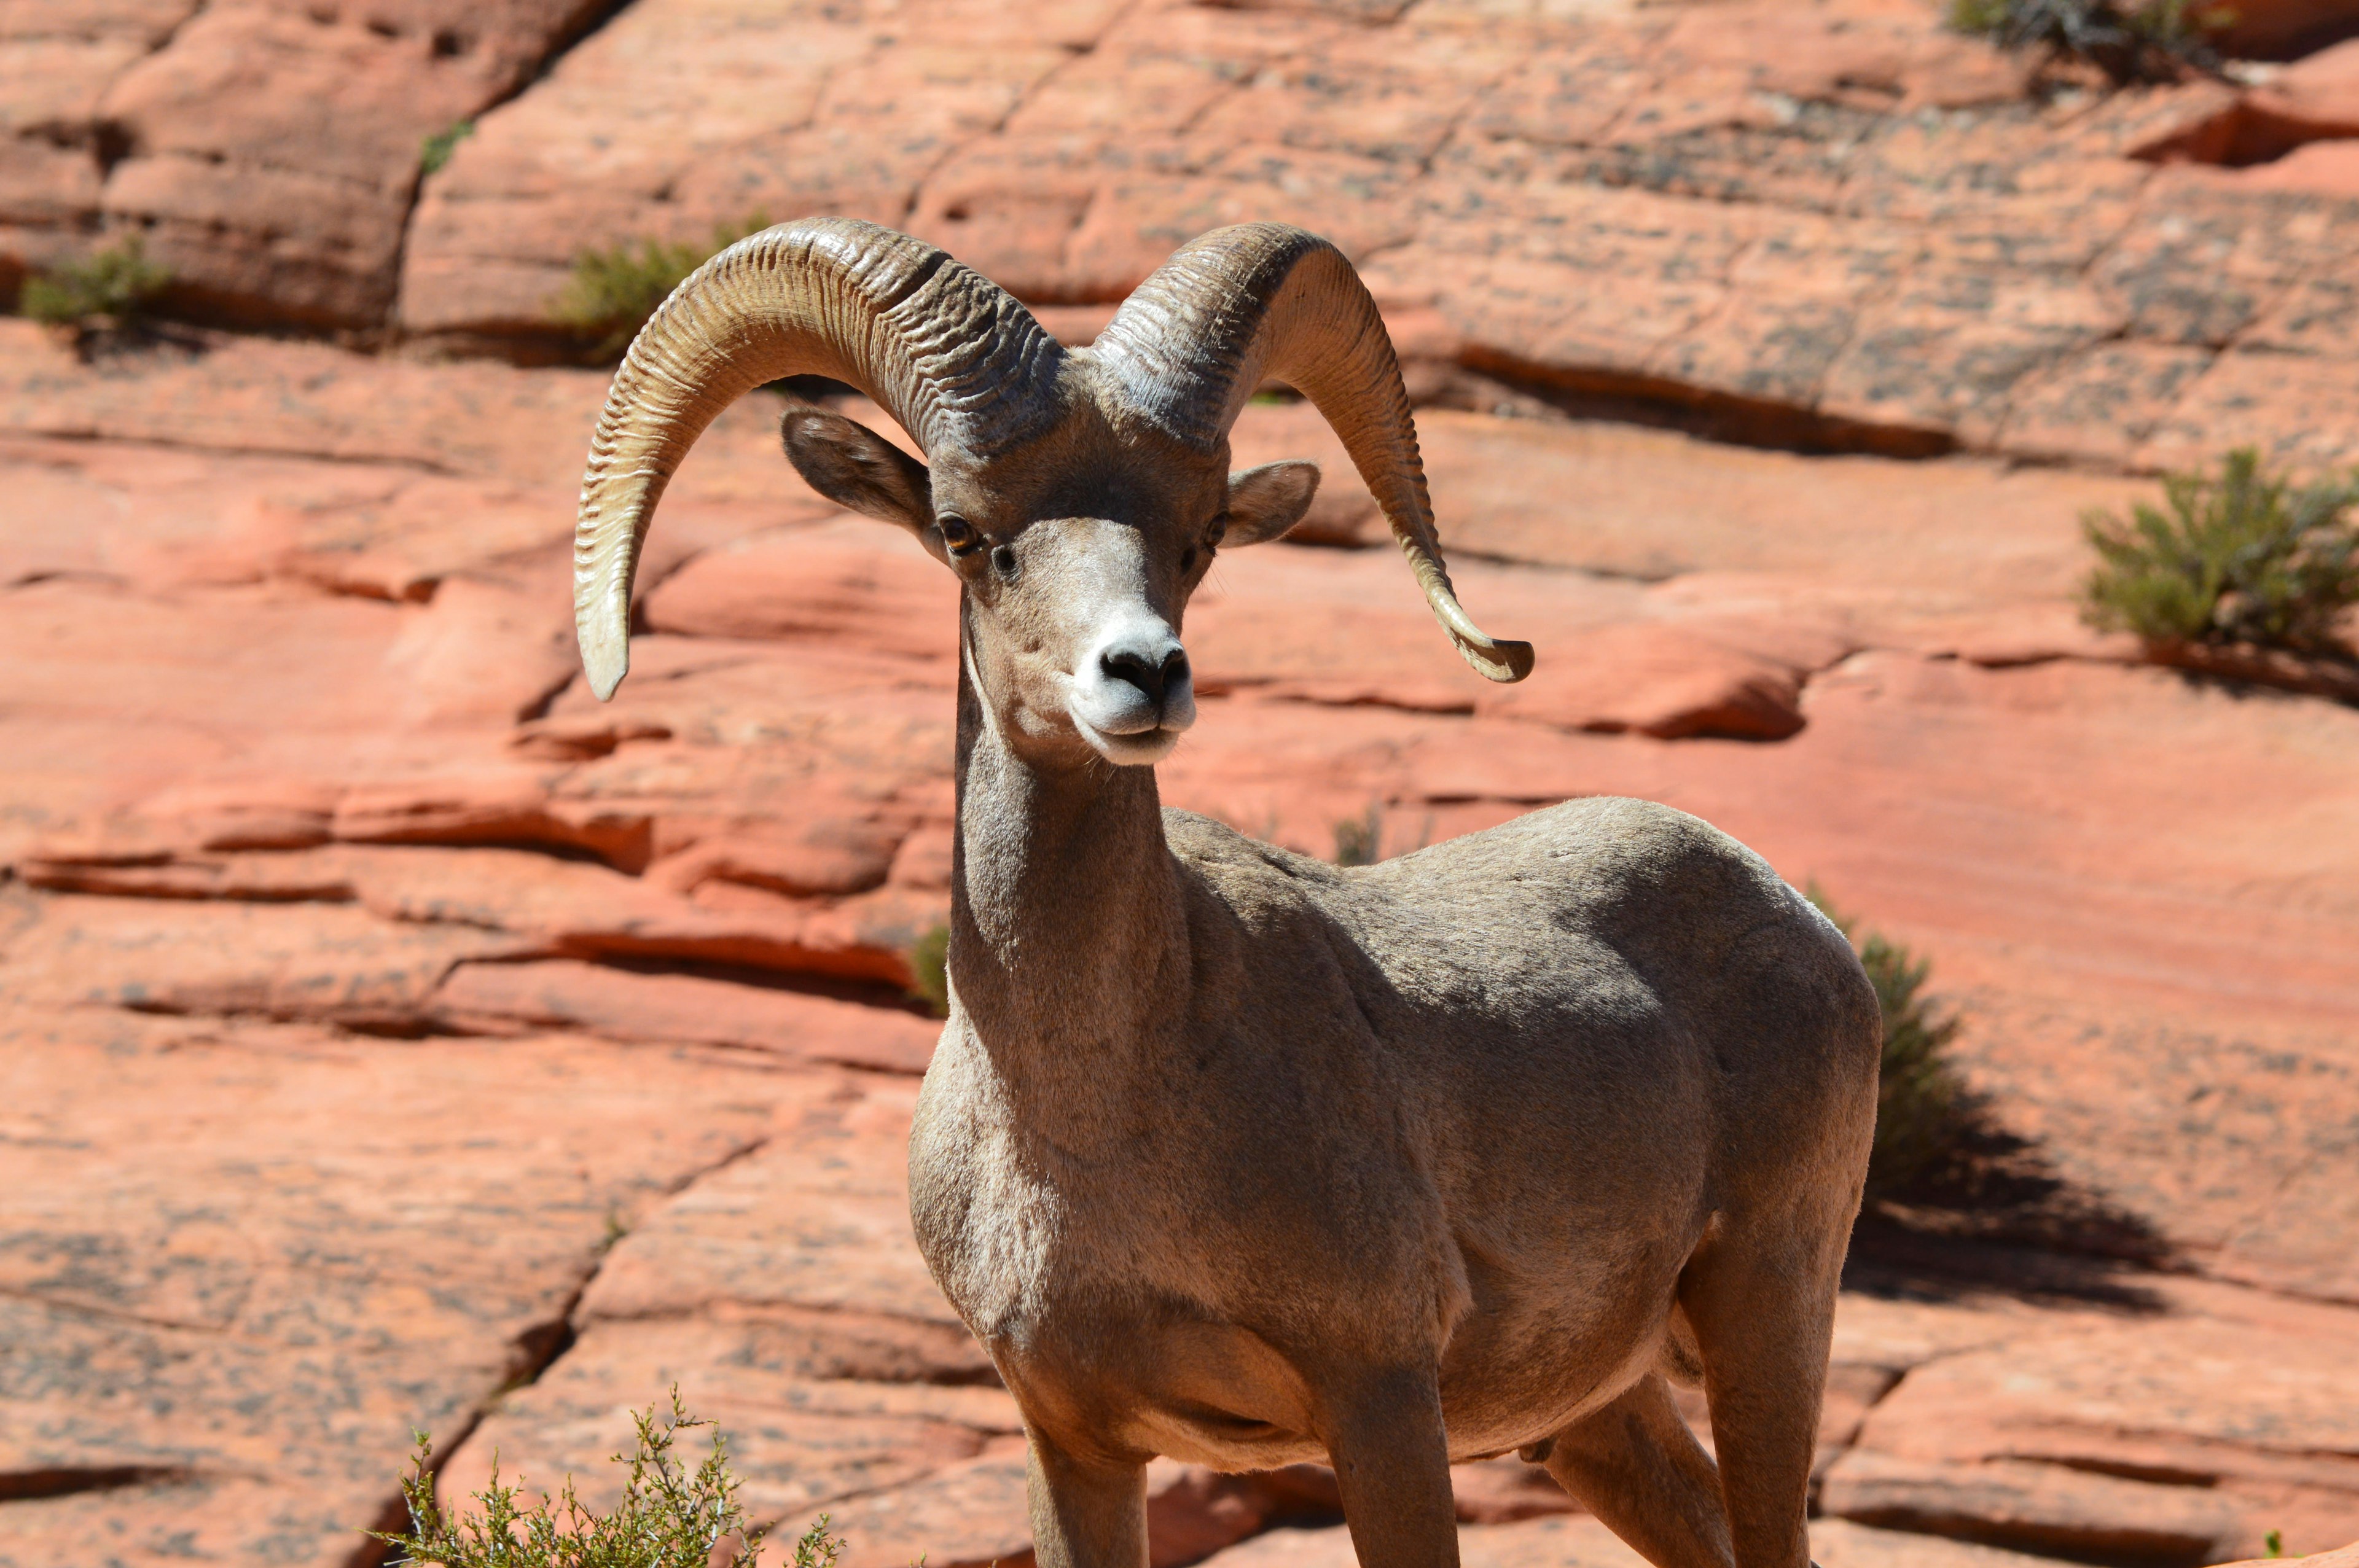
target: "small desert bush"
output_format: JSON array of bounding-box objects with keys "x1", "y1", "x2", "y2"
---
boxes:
[
  {"x1": 1329, "y1": 805, "x2": 1431, "y2": 867},
  {"x1": 19, "y1": 236, "x2": 171, "y2": 332},
  {"x1": 1947, "y1": 0, "x2": 2226, "y2": 81},
  {"x1": 549, "y1": 214, "x2": 772, "y2": 361},
  {"x1": 1332, "y1": 805, "x2": 1385, "y2": 867},
  {"x1": 1808, "y1": 887, "x2": 1970, "y2": 1198},
  {"x1": 2081, "y1": 448, "x2": 2359, "y2": 658},
  {"x1": 907, "y1": 923, "x2": 950, "y2": 1020},
  {"x1": 421, "y1": 119, "x2": 475, "y2": 176},
  {"x1": 374, "y1": 1390, "x2": 824, "y2": 1568}
]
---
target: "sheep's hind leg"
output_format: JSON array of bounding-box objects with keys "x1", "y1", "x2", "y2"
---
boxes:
[
  {"x1": 1026, "y1": 1432, "x2": 1148, "y2": 1568},
  {"x1": 1323, "y1": 1366, "x2": 1462, "y2": 1568},
  {"x1": 1538, "y1": 1371, "x2": 1734, "y2": 1568},
  {"x1": 1675, "y1": 1207, "x2": 1848, "y2": 1568}
]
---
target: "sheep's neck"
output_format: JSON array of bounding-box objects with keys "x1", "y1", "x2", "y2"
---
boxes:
[{"x1": 946, "y1": 648, "x2": 1190, "y2": 1141}]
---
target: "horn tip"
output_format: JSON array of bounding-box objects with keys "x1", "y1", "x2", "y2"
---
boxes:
[
  {"x1": 1462, "y1": 634, "x2": 1535, "y2": 684},
  {"x1": 581, "y1": 622, "x2": 630, "y2": 702}
]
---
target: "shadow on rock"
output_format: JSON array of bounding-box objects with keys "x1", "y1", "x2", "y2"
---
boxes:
[
  {"x1": 1847, "y1": 1099, "x2": 2174, "y2": 1313},
  {"x1": 61, "y1": 319, "x2": 214, "y2": 370}
]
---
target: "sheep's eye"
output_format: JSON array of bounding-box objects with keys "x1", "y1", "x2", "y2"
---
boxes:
[
  {"x1": 1181, "y1": 512, "x2": 1224, "y2": 574},
  {"x1": 939, "y1": 515, "x2": 979, "y2": 554}
]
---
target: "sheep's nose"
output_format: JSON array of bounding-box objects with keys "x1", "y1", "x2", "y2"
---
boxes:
[{"x1": 1100, "y1": 645, "x2": 1188, "y2": 708}]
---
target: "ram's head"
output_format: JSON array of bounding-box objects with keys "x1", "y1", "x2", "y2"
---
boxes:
[{"x1": 573, "y1": 219, "x2": 1531, "y2": 769}]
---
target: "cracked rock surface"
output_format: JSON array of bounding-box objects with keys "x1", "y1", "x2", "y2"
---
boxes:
[{"x1": 9, "y1": 0, "x2": 2359, "y2": 467}]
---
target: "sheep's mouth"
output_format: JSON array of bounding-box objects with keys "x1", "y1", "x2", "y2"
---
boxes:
[
  {"x1": 1075, "y1": 716, "x2": 1184, "y2": 767},
  {"x1": 1063, "y1": 666, "x2": 1193, "y2": 767}
]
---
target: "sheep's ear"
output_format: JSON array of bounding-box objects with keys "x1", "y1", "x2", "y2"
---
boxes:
[
  {"x1": 781, "y1": 403, "x2": 933, "y2": 534},
  {"x1": 1223, "y1": 461, "x2": 1321, "y2": 546}
]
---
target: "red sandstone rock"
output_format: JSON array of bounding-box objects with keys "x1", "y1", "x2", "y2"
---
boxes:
[
  {"x1": 2214, "y1": 1544, "x2": 2359, "y2": 1568},
  {"x1": 1197, "y1": 1515, "x2": 2084, "y2": 1568},
  {"x1": 820, "y1": 1445, "x2": 1039, "y2": 1568},
  {"x1": 2233, "y1": 138, "x2": 2359, "y2": 197},
  {"x1": 1474, "y1": 621, "x2": 1811, "y2": 739},
  {"x1": 0, "y1": 318, "x2": 802, "y2": 509},
  {"x1": 576, "y1": 1075, "x2": 961, "y2": 1329},
  {"x1": 17, "y1": 832, "x2": 945, "y2": 1005},
  {"x1": 397, "y1": 0, "x2": 1119, "y2": 335},
  {"x1": 10, "y1": 0, "x2": 2359, "y2": 474},
  {"x1": 2210, "y1": 0, "x2": 2359, "y2": 57},
  {"x1": 2224, "y1": 39, "x2": 2359, "y2": 154},
  {"x1": 2138, "y1": 343, "x2": 2359, "y2": 473},
  {"x1": 644, "y1": 823, "x2": 906, "y2": 899},
  {"x1": 389, "y1": 0, "x2": 2359, "y2": 469},
  {"x1": 433, "y1": 958, "x2": 942, "y2": 1071},
  {"x1": 0, "y1": 889, "x2": 528, "y2": 1028},
  {"x1": 643, "y1": 518, "x2": 961, "y2": 665},
  {"x1": 1826, "y1": 1279, "x2": 2359, "y2": 1561},
  {"x1": 1995, "y1": 342, "x2": 2216, "y2": 466},
  {"x1": 85, "y1": 0, "x2": 616, "y2": 326},
  {"x1": 0, "y1": 1, "x2": 194, "y2": 277},
  {"x1": 1810, "y1": 1521, "x2": 2110, "y2": 1568},
  {"x1": 1447, "y1": 1458, "x2": 1580, "y2": 1524},
  {"x1": 0, "y1": 1012, "x2": 780, "y2": 1565},
  {"x1": 1821, "y1": 1451, "x2": 2248, "y2": 1564},
  {"x1": 432, "y1": 1316, "x2": 1017, "y2": 1535}
]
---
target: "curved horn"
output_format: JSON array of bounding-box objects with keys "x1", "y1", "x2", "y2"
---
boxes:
[
  {"x1": 572, "y1": 217, "x2": 1065, "y2": 699},
  {"x1": 1088, "y1": 224, "x2": 1532, "y2": 684}
]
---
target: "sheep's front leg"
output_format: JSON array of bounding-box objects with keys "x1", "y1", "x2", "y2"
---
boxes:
[
  {"x1": 1027, "y1": 1430, "x2": 1148, "y2": 1568},
  {"x1": 1324, "y1": 1368, "x2": 1461, "y2": 1568}
]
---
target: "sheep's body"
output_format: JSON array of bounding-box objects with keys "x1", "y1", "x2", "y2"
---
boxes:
[
  {"x1": 912, "y1": 795, "x2": 1876, "y2": 1477},
  {"x1": 569, "y1": 215, "x2": 1882, "y2": 1568}
]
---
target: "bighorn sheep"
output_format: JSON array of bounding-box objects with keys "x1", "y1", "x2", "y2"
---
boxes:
[{"x1": 571, "y1": 218, "x2": 1880, "y2": 1568}]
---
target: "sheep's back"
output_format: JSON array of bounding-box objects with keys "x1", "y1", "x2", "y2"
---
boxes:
[{"x1": 1163, "y1": 797, "x2": 1878, "y2": 1221}]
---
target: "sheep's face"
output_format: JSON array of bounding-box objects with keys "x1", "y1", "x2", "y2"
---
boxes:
[{"x1": 781, "y1": 403, "x2": 1319, "y2": 769}]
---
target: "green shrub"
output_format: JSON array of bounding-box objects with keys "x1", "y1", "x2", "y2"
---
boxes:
[
  {"x1": 1331, "y1": 806, "x2": 1384, "y2": 868},
  {"x1": 2081, "y1": 448, "x2": 2359, "y2": 658},
  {"x1": 1808, "y1": 887, "x2": 1970, "y2": 1198},
  {"x1": 374, "y1": 1390, "x2": 822, "y2": 1568},
  {"x1": 907, "y1": 922, "x2": 950, "y2": 1020},
  {"x1": 1330, "y1": 805, "x2": 1433, "y2": 867},
  {"x1": 549, "y1": 214, "x2": 772, "y2": 360},
  {"x1": 1947, "y1": 0, "x2": 2226, "y2": 82},
  {"x1": 421, "y1": 119, "x2": 475, "y2": 176},
  {"x1": 19, "y1": 236, "x2": 171, "y2": 331}
]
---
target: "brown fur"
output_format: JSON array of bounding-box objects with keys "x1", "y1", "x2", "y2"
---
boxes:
[
  {"x1": 568, "y1": 218, "x2": 1882, "y2": 1568},
  {"x1": 821, "y1": 399, "x2": 1879, "y2": 1568}
]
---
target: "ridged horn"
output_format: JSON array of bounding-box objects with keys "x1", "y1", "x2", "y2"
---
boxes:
[
  {"x1": 572, "y1": 217, "x2": 1065, "y2": 700},
  {"x1": 1087, "y1": 223, "x2": 1532, "y2": 684}
]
